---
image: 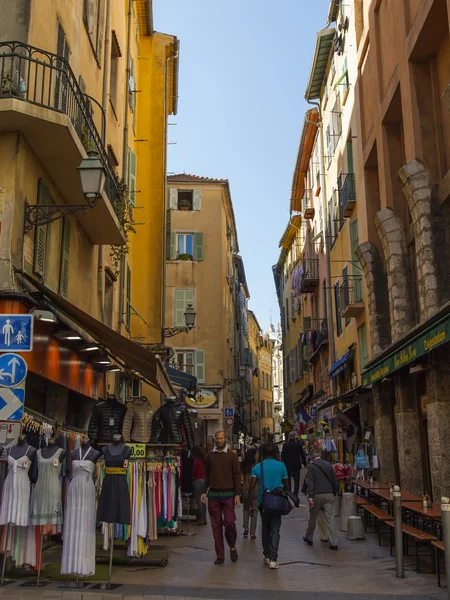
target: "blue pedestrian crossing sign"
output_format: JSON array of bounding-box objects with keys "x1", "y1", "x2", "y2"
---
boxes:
[
  {"x1": 0, "y1": 387, "x2": 24, "y2": 420},
  {"x1": 224, "y1": 407, "x2": 234, "y2": 418},
  {"x1": 0, "y1": 314, "x2": 33, "y2": 352},
  {"x1": 0, "y1": 353, "x2": 28, "y2": 388}
]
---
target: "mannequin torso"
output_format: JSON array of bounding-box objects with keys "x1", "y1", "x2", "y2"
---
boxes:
[
  {"x1": 102, "y1": 434, "x2": 131, "y2": 461},
  {"x1": 70, "y1": 439, "x2": 100, "y2": 464},
  {"x1": 41, "y1": 438, "x2": 66, "y2": 461},
  {"x1": 9, "y1": 436, "x2": 36, "y2": 460}
]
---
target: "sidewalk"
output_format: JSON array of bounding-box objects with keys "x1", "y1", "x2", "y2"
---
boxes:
[{"x1": 0, "y1": 503, "x2": 446, "y2": 599}]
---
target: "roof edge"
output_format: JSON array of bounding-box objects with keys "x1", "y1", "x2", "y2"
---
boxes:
[{"x1": 305, "y1": 27, "x2": 335, "y2": 101}]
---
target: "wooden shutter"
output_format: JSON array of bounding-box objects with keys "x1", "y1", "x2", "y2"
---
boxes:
[
  {"x1": 193, "y1": 232, "x2": 204, "y2": 261},
  {"x1": 174, "y1": 290, "x2": 185, "y2": 326},
  {"x1": 83, "y1": 0, "x2": 89, "y2": 27},
  {"x1": 58, "y1": 218, "x2": 71, "y2": 297},
  {"x1": 55, "y1": 22, "x2": 69, "y2": 111},
  {"x1": 33, "y1": 179, "x2": 49, "y2": 278},
  {"x1": 170, "y1": 233, "x2": 176, "y2": 260},
  {"x1": 285, "y1": 298, "x2": 289, "y2": 329},
  {"x1": 125, "y1": 265, "x2": 131, "y2": 332},
  {"x1": 193, "y1": 190, "x2": 202, "y2": 211},
  {"x1": 350, "y1": 218, "x2": 362, "y2": 301},
  {"x1": 169, "y1": 188, "x2": 178, "y2": 209},
  {"x1": 335, "y1": 282, "x2": 342, "y2": 336},
  {"x1": 289, "y1": 350, "x2": 295, "y2": 383},
  {"x1": 96, "y1": 0, "x2": 105, "y2": 62},
  {"x1": 195, "y1": 350, "x2": 205, "y2": 383},
  {"x1": 128, "y1": 148, "x2": 136, "y2": 205},
  {"x1": 358, "y1": 322, "x2": 369, "y2": 369},
  {"x1": 293, "y1": 344, "x2": 299, "y2": 381}
]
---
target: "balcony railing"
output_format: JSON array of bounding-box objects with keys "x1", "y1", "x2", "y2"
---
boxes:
[
  {"x1": 301, "y1": 258, "x2": 319, "y2": 293},
  {"x1": 338, "y1": 173, "x2": 356, "y2": 219},
  {"x1": 0, "y1": 41, "x2": 120, "y2": 209},
  {"x1": 340, "y1": 274, "x2": 364, "y2": 318}
]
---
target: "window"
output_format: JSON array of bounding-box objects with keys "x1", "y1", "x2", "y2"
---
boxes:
[
  {"x1": 127, "y1": 147, "x2": 137, "y2": 206},
  {"x1": 83, "y1": 0, "x2": 105, "y2": 63},
  {"x1": 358, "y1": 322, "x2": 369, "y2": 370},
  {"x1": 174, "y1": 289, "x2": 195, "y2": 327},
  {"x1": 109, "y1": 33, "x2": 120, "y2": 115},
  {"x1": 169, "y1": 232, "x2": 204, "y2": 260},
  {"x1": 334, "y1": 281, "x2": 342, "y2": 336},
  {"x1": 322, "y1": 280, "x2": 327, "y2": 321},
  {"x1": 169, "y1": 189, "x2": 202, "y2": 211},
  {"x1": 177, "y1": 190, "x2": 193, "y2": 210},
  {"x1": 342, "y1": 266, "x2": 350, "y2": 326},
  {"x1": 131, "y1": 378, "x2": 141, "y2": 396},
  {"x1": 175, "y1": 349, "x2": 205, "y2": 383}
]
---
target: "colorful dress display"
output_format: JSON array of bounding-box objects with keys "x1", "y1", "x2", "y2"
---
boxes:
[
  {"x1": 61, "y1": 448, "x2": 96, "y2": 576},
  {"x1": 97, "y1": 445, "x2": 130, "y2": 524},
  {"x1": 31, "y1": 448, "x2": 64, "y2": 526},
  {"x1": 0, "y1": 447, "x2": 33, "y2": 527}
]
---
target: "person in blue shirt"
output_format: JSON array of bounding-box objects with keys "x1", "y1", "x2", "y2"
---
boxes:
[{"x1": 248, "y1": 442, "x2": 289, "y2": 569}]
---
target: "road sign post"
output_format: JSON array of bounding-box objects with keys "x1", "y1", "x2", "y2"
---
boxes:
[
  {"x1": 0, "y1": 353, "x2": 28, "y2": 388},
  {"x1": 0, "y1": 315, "x2": 33, "y2": 352}
]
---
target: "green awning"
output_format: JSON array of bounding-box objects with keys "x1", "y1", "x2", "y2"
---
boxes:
[{"x1": 361, "y1": 312, "x2": 450, "y2": 386}]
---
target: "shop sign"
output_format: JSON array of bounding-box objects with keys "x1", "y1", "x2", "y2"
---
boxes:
[
  {"x1": 186, "y1": 388, "x2": 219, "y2": 409},
  {"x1": 127, "y1": 443, "x2": 146, "y2": 459},
  {"x1": 362, "y1": 314, "x2": 450, "y2": 386},
  {"x1": 0, "y1": 353, "x2": 28, "y2": 388},
  {"x1": 0, "y1": 314, "x2": 33, "y2": 352},
  {"x1": 0, "y1": 386, "x2": 25, "y2": 420}
]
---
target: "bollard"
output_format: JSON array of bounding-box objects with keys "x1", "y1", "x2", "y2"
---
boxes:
[
  {"x1": 339, "y1": 492, "x2": 357, "y2": 531},
  {"x1": 393, "y1": 485, "x2": 404, "y2": 578},
  {"x1": 441, "y1": 497, "x2": 450, "y2": 600}
]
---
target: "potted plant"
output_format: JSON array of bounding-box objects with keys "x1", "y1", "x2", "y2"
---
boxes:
[
  {"x1": 178, "y1": 253, "x2": 193, "y2": 261},
  {"x1": 178, "y1": 198, "x2": 191, "y2": 211}
]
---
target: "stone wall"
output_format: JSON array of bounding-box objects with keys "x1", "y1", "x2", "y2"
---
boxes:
[
  {"x1": 373, "y1": 382, "x2": 398, "y2": 484},
  {"x1": 374, "y1": 208, "x2": 415, "y2": 343},
  {"x1": 356, "y1": 241, "x2": 391, "y2": 357}
]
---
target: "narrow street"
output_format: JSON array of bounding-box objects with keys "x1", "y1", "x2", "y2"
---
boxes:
[{"x1": 0, "y1": 504, "x2": 444, "y2": 599}]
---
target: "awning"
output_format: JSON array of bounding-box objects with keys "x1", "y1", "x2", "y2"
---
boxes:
[
  {"x1": 165, "y1": 365, "x2": 197, "y2": 392},
  {"x1": 361, "y1": 309, "x2": 450, "y2": 386},
  {"x1": 318, "y1": 385, "x2": 371, "y2": 411},
  {"x1": 294, "y1": 384, "x2": 313, "y2": 409},
  {"x1": 329, "y1": 350, "x2": 352, "y2": 378},
  {"x1": 305, "y1": 27, "x2": 335, "y2": 101},
  {"x1": 18, "y1": 271, "x2": 175, "y2": 397}
]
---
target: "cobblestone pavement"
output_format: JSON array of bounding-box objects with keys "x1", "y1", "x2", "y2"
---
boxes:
[{"x1": 0, "y1": 503, "x2": 446, "y2": 599}]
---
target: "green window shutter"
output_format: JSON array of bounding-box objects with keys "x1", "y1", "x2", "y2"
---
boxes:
[
  {"x1": 195, "y1": 350, "x2": 205, "y2": 383},
  {"x1": 193, "y1": 190, "x2": 202, "y2": 211},
  {"x1": 358, "y1": 322, "x2": 369, "y2": 369},
  {"x1": 125, "y1": 266, "x2": 131, "y2": 332},
  {"x1": 58, "y1": 218, "x2": 71, "y2": 297},
  {"x1": 350, "y1": 218, "x2": 362, "y2": 301},
  {"x1": 170, "y1": 232, "x2": 176, "y2": 260},
  {"x1": 33, "y1": 179, "x2": 49, "y2": 278},
  {"x1": 128, "y1": 148, "x2": 137, "y2": 206},
  {"x1": 169, "y1": 188, "x2": 178, "y2": 209},
  {"x1": 193, "y1": 232, "x2": 204, "y2": 260},
  {"x1": 174, "y1": 290, "x2": 185, "y2": 326}
]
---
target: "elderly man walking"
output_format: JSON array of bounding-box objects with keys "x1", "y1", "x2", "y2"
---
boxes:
[
  {"x1": 201, "y1": 430, "x2": 241, "y2": 565},
  {"x1": 303, "y1": 448, "x2": 339, "y2": 550}
]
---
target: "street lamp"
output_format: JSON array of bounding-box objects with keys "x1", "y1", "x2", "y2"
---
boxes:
[
  {"x1": 77, "y1": 151, "x2": 106, "y2": 205},
  {"x1": 162, "y1": 304, "x2": 197, "y2": 338}
]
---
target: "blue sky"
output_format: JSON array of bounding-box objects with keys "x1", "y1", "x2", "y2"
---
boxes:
[{"x1": 154, "y1": 0, "x2": 330, "y2": 331}]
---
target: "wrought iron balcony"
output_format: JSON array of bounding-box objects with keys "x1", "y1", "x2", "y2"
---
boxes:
[
  {"x1": 338, "y1": 173, "x2": 356, "y2": 219},
  {"x1": 0, "y1": 41, "x2": 121, "y2": 232},
  {"x1": 340, "y1": 274, "x2": 364, "y2": 318},
  {"x1": 301, "y1": 258, "x2": 319, "y2": 293}
]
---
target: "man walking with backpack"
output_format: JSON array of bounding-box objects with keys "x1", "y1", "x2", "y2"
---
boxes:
[{"x1": 303, "y1": 448, "x2": 338, "y2": 550}]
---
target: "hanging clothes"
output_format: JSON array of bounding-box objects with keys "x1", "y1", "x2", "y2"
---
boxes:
[
  {"x1": 0, "y1": 447, "x2": 33, "y2": 527},
  {"x1": 61, "y1": 447, "x2": 96, "y2": 576}
]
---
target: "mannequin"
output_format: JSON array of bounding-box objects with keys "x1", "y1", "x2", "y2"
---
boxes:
[
  {"x1": 69, "y1": 438, "x2": 100, "y2": 464},
  {"x1": 97, "y1": 435, "x2": 131, "y2": 525},
  {"x1": 88, "y1": 395, "x2": 128, "y2": 446},
  {"x1": 61, "y1": 437, "x2": 99, "y2": 577},
  {"x1": 0, "y1": 436, "x2": 35, "y2": 527},
  {"x1": 190, "y1": 410, "x2": 206, "y2": 448},
  {"x1": 122, "y1": 396, "x2": 153, "y2": 443},
  {"x1": 31, "y1": 438, "x2": 66, "y2": 526},
  {"x1": 151, "y1": 396, "x2": 195, "y2": 449}
]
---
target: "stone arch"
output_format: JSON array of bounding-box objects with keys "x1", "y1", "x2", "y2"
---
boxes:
[
  {"x1": 356, "y1": 241, "x2": 391, "y2": 357},
  {"x1": 398, "y1": 160, "x2": 441, "y2": 320},
  {"x1": 374, "y1": 208, "x2": 415, "y2": 343}
]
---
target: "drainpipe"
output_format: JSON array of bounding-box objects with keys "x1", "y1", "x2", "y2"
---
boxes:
[
  {"x1": 117, "y1": 0, "x2": 133, "y2": 334},
  {"x1": 306, "y1": 99, "x2": 336, "y2": 393},
  {"x1": 161, "y1": 40, "x2": 179, "y2": 344},
  {"x1": 98, "y1": 0, "x2": 111, "y2": 325}
]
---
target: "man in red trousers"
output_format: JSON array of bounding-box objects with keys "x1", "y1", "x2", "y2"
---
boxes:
[{"x1": 201, "y1": 429, "x2": 241, "y2": 564}]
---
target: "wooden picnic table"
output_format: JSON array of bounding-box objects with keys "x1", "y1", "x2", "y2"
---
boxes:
[
  {"x1": 373, "y1": 488, "x2": 423, "y2": 503},
  {"x1": 402, "y1": 501, "x2": 442, "y2": 520},
  {"x1": 351, "y1": 479, "x2": 391, "y2": 490}
]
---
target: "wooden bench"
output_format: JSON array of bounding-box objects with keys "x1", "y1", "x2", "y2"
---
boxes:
[
  {"x1": 362, "y1": 504, "x2": 393, "y2": 546},
  {"x1": 386, "y1": 521, "x2": 437, "y2": 573},
  {"x1": 432, "y1": 540, "x2": 445, "y2": 587},
  {"x1": 355, "y1": 495, "x2": 370, "y2": 516}
]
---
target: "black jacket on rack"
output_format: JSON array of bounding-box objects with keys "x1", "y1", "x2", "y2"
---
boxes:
[
  {"x1": 150, "y1": 397, "x2": 195, "y2": 449},
  {"x1": 88, "y1": 397, "x2": 127, "y2": 444}
]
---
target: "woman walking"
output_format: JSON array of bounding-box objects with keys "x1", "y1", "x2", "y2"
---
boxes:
[{"x1": 241, "y1": 452, "x2": 258, "y2": 539}]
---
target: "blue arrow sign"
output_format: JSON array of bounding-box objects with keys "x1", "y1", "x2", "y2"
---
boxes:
[
  {"x1": 0, "y1": 387, "x2": 25, "y2": 420},
  {"x1": 0, "y1": 314, "x2": 33, "y2": 352},
  {"x1": 0, "y1": 354, "x2": 28, "y2": 388},
  {"x1": 224, "y1": 407, "x2": 235, "y2": 418}
]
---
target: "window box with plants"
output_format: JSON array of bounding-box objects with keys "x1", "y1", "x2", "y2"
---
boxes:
[
  {"x1": 178, "y1": 198, "x2": 192, "y2": 211},
  {"x1": 178, "y1": 253, "x2": 193, "y2": 261}
]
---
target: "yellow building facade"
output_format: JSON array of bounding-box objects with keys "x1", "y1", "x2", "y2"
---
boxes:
[{"x1": 259, "y1": 335, "x2": 274, "y2": 438}]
